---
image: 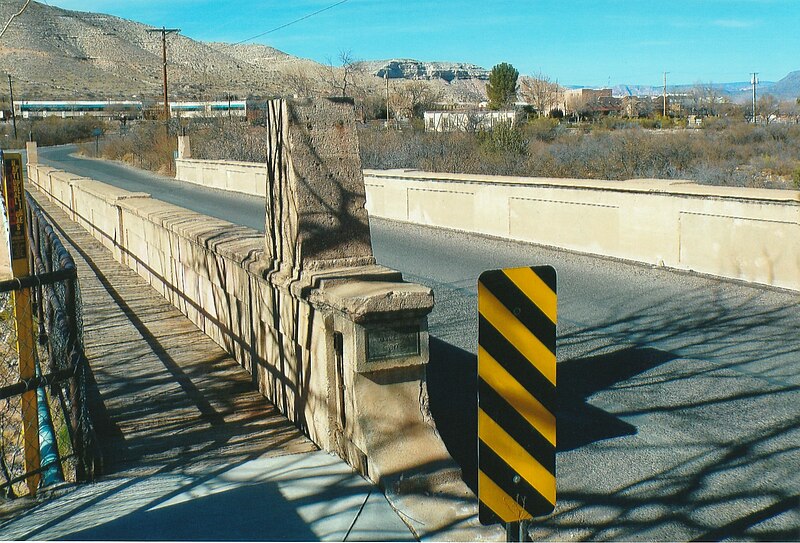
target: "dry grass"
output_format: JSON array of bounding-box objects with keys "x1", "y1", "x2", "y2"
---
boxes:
[{"x1": 84, "y1": 121, "x2": 177, "y2": 176}]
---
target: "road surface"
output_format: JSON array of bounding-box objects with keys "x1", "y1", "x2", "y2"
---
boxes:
[{"x1": 39, "y1": 144, "x2": 800, "y2": 541}]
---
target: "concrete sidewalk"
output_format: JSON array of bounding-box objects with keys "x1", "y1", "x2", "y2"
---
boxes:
[{"x1": 0, "y1": 187, "x2": 415, "y2": 541}]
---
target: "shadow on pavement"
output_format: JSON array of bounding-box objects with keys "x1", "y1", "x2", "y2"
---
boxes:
[
  {"x1": 427, "y1": 338, "x2": 676, "y2": 493},
  {"x1": 62, "y1": 482, "x2": 317, "y2": 542}
]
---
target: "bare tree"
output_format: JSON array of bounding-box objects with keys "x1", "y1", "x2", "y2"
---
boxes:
[
  {"x1": 519, "y1": 72, "x2": 560, "y2": 116},
  {"x1": 320, "y1": 49, "x2": 361, "y2": 98},
  {"x1": 391, "y1": 80, "x2": 444, "y2": 120},
  {"x1": 457, "y1": 79, "x2": 487, "y2": 105},
  {"x1": 283, "y1": 67, "x2": 318, "y2": 98},
  {"x1": 690, "y1": 82, "x2": 722, "y2": 116},
  {"x1": 757, "y1": 94, "x2": 780, "y2": 123}
]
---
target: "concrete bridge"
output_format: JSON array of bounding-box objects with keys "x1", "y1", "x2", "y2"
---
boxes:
[{"x1": 10, "y1": 98, "x2": 800, "y2": 540}]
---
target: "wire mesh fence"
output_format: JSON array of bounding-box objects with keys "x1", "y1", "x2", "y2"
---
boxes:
[{"x1": 0, "y1": 194, "x2": 97, "y2": 498}]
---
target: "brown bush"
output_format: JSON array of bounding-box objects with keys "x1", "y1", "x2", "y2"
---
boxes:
[{"x1": 88, "y1": 122, "x2": 177, "y2": 175}]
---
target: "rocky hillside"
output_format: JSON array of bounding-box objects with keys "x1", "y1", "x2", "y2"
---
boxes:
[
  {"x1": 768, "y1": 70, "x2": 800, "y2": 100},
  {"x1": 0, "y1": 1, "x2": 488, "y2": 103},
  {"x1": 359, "y1": 59, "x2": 489, "y2": 82}
]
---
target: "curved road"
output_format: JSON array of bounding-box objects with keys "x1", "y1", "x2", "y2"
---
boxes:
[{"x1": 38, "y1": 145, "x2": 800, "y2": 541}]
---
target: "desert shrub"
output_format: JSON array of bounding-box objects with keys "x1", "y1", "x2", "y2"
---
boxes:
[
  {"x1": 478, "y1": 121, "x2": 527, "y2": 155},
  {"x1": 190, "y1": 120, "x2": 271, "y2": 163},
  {"x1": 0, "y1": 116, "x2": 107, "y2": 149},
  {"x1": 89, "y1": 121, "x2": 177, "y2": 175},
  {"x1": 523, "y1": 117, "x2": 560, "y2": 142}
]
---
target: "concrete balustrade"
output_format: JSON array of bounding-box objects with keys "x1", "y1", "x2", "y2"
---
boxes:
[
  {"x1": 26, "y1": 99, "x2": 456, "y2": 491},
  {"x1": 363, "y1": 169, "x2": 800, "y2": 291}
]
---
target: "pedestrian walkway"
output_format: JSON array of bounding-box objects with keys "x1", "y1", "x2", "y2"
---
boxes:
[{"x1": 0, "y1": 187, "x2": 415, "y2": 541}]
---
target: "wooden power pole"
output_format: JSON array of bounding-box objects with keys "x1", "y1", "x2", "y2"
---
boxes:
[{"x1": 146, "y1": 27, "x2": 180, "y2": 123}]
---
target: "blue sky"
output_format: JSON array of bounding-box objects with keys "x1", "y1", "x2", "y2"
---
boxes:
[{"x1": 46, "y1": 0, "x2": 799, "y2": 86}]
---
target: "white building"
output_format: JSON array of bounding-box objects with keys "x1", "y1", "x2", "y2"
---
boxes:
[{"x1": 424, "y1": 110, "x2": 517, "y2": 132}]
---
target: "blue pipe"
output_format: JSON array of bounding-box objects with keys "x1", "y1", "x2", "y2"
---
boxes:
[{"x1": 37, "y1": 385, "x2": 64, "y2": 486}]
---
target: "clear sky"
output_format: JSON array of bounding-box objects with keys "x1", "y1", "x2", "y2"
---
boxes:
[{"x1": 45, "y1": 0, "x2": 799, "y2": 86}]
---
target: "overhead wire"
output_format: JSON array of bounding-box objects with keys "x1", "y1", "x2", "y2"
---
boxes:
[
  {"x1": 0, "y1": 0, "x2": 32, "y2": 40},
  {"x1": 231, "y1": 0, "x2": 349, "y2": 45}
]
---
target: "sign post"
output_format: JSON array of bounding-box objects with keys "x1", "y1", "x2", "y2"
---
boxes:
[
  {"x1": 477, "y1": 266, "x2": 557, "y2": 539},
  {"x1": 1, "y1": 151, "x2": 40, "y2": 495}
]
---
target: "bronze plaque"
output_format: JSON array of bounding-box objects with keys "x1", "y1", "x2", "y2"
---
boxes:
[{"x1": 366, "y1": 325, "x2": 420, "y2": 361}]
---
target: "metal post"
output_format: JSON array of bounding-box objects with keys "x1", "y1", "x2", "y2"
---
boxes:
[
  {"x1": 8, "y1": 75, "x2": 17, "y2": 140},
  {"x1": 64, "y1": 276, "x2": 85, "y2": 481},
  {"x1": 505, "y1": 520, "x2": 531, "y2": 542},
  {"x1": 751, "y1": 73, "x2": 758, "y2": 124}
]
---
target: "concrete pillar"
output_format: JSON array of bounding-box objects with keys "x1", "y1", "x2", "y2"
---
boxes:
[
  {"x1": 260, "y1": 98, "x2": 455, "y2": 490},
  {"x1": 176, "y1": 135, "x2": 191, "y2": 159},
  {"x1": 25, "y1": 141, "x2": 38, "y2": 165},
  {"x1": 262, "y1": 98, "x2": 374, "y2": 274}
]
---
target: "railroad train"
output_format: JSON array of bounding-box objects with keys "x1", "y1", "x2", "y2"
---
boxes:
[{"x1": 14, "y1": 100, "x2": 248, "y2": 120}]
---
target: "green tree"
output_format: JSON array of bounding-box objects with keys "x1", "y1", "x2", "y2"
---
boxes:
[{"x1": 486, "y1": 62, "x2": 519, "y2": 110}]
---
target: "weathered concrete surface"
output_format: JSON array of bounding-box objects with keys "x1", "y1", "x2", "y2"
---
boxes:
[
  {"x1": 363, "y1": 169, "x2": 800, "y2": 291},
  {"x1": 264, "y1": 98, "x2": 374, "y2": 272}
]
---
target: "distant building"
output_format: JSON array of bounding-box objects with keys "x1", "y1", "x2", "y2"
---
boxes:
[
  {"x1": 424, "y1": 110, "x2": 517, "y2": 132},
  {"x1": 562, "y1": 88, "x2": 613, "y2": 115}
]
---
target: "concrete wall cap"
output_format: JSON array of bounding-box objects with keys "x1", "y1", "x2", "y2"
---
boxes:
[
  {"x1": 75, "y1": 179, "x2": 148, "y2": 202},
  {"x1": 118, "y1": 197, "x2": 186, "y2": 217},
  {"x1": 364, "y1": 169, "x2": 800, "y2": 204},
  {"x1": 312, "y1": 280, "x2": 434, "y2": 322},
  {"x1": 176, "y1": 157, "x2": 268, "y2": 169}
]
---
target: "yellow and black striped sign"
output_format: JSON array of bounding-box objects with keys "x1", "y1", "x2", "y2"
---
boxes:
[{"x1": 478, "y1": 266, "x2": 556, "y2": 525}]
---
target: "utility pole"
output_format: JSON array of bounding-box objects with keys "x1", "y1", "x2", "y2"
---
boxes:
[
  {"x1": 663, "y1": 71, "x2": 669, "y2": 118},
  {"x1": 146, "y1": 27, "x2": 180, "y2": 124},
  {"x1": 751, "y1": 72, "x2": 758, "y2": 124},
  {"x1": 384, "y1": 72, "x2": 390, "y2": 129},
  {"x1": 7, "y1": 74, "x2": 17, "y2": 140}
]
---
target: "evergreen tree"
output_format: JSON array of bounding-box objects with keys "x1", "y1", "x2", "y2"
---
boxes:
[{"x1": 486, "y1": 63, "x2": 519, "y2": 110}]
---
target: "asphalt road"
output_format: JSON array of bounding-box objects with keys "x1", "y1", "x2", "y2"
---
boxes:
[{"x1": 39, "y1": 144, "x2": 800, "y2": 541}]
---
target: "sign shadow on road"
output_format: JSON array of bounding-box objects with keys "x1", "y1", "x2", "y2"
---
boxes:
[{"x1": 426, "y1": 338, "x2": 676, "y2": 493}]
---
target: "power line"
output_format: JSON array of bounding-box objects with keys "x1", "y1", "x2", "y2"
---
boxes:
[
  {"x1": 0, "y1": 0, "x2": 32, "y2": 41},
  {"x1": 232, "y1": 0, "x2": 349, "y2": 46}
]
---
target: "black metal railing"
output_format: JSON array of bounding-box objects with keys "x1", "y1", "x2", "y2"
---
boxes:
[{"x1": 0, "y1": 194, "x2": 97, "y2": 498}]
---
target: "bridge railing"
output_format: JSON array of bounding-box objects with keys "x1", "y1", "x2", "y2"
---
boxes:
[{"x1": 0, "y1": 194, "x2": 98, "y2": 497}]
